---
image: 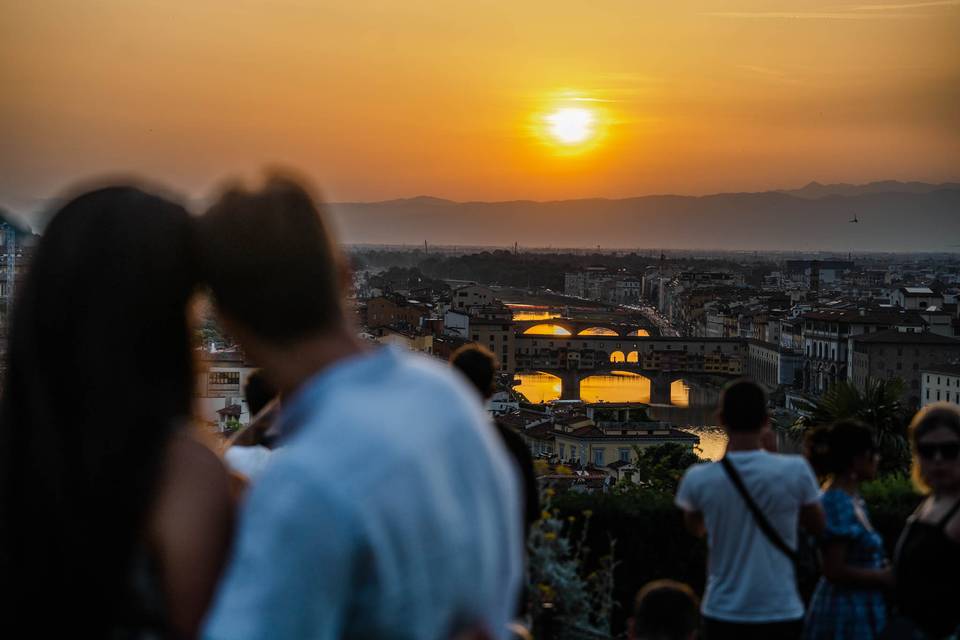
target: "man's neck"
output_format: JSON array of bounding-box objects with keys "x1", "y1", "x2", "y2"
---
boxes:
[
  {"x1": 724, "y1": 430, "x2": 766, "y2": 453},
  {"x1": 254, "y1": 326, "x2": 367, "y2": 397}
]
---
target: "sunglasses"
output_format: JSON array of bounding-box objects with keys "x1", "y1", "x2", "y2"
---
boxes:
[{"x1": 916, "y1": 442, "x2": 960, "y2": 461}]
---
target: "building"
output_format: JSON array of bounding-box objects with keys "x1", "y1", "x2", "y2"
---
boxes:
[
  {"x1": 745, "y1": 339, "x2": 803, "y2": 390},
  {"x1": 195, "y1": 348, "x2": 259, "y2": 426},
  {"x1": 366, "y1": 293, "x2": 432, "y2": 329},
  {"x1": 443, "y1": 309, "x2": 470, "y2": 338},
  {"x1": 370, "y1": 325, "x2": 434, "y2": 354},
  {"x1": 921, "y1": 364, "x2": 960, "y2": 406},
  {"x1": 892, "y1": 287, "x2": 942, "y2": 310},
  {"x1": 801, "y1": 309, "x2": 924, "y2": 395},
  {"x1": 470, "y1": 317, "x2": 516, "y2": 372},
  {"x1": 850, "y1": 330, "x2": 960, "y2": 410},
  {"x1": 451, "y1": 284, "x2": 497, "y2": 313}
]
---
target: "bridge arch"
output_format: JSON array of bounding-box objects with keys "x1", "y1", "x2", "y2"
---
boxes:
[
  {"x1": 522, "y1": 323, "x2": 572, "y2": 336},
  {"x1": 577, "y1": 326, "x2": 619, "y2": 336},
  {"x1": 626, "y1": 350, "x2": 639, "y2": 363},
  {"x1": 627, "y1": 329, "x2": 650, "y2": 337},
  {"x1": 609, "y1": 350, "x2": 625, "y2": 363}
]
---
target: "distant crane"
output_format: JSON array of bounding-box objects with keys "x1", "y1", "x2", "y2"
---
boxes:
[{"x1": 849, "y1": 213, "x2": 859, "y2": 223}]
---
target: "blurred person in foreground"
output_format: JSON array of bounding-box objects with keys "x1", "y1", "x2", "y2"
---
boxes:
[
  {"x1": 888, "y1": 403, "x2": 960, "y2": 639},
  {"x1": 198, "y1": 174, "x2": 522, "y2": 640},
  {"x1": 0, "y1": 187, "x2": 234, "y2": 638},
  {"x1": 449, "y1": 344, "x2": 540, "y2": 533},
  {"x1": 628, "y1": 579, "x2": 700, "y2": 640},
  {"x1": 675, "y1": 379, "x2": 825, "y2": 640},
  {"x1": 803, "y1": 421, "x2": 890, "y2": 640}
]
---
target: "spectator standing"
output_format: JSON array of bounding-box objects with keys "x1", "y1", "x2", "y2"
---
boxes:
[
  {"x1": 889, "y1": 403, "x2": 960, "y2": 639},
  {"x1": 0, "y1": 186, "x2": 234, "y2": 638},
  {"x1": 675, "y1": 379, "x2": 825, "y2": 640},
  {"x1": 803, "y1": 420, "x2": 891, "y2": 640},
  {"x1": 199, "y1": 175, "x2": 522, "y2": 640}
]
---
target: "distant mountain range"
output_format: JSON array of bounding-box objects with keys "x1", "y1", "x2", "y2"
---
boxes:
[{"x1": 329, "y1": 181, "x2": 960, "y2": 252}]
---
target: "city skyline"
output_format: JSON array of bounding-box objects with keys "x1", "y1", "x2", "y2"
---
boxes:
[{"x1": 2, "y1": 0, "x2": 959, "y2": 216}]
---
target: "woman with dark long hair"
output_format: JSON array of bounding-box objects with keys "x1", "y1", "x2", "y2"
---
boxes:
[
  {"x1": 803, "y1": 420, "x2": 891, "y2": 640},
  {"x1": 0, "y1": 186, "x2": 234, "y2": 638}
]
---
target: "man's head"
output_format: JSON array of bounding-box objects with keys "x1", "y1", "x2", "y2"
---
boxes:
[
  {"x1": 450, "y1": 344, "x2": 498, "y2": 400},
  {"x1": 244, "y1": 370, "x2": 277, "y2": 417},
  {"x1": 628, "y1": 579, "x2": 700, "y2": 640},
  {"x1": 717, "y1": 378, "x2": 769, "y2": 433},
  {"x1": 198, "y1": 174, "x2": 347, "y2": 346}
]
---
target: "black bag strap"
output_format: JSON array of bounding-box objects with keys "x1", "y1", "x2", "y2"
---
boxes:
[{"x1": 720, "y1": 457, "x2": 798, "y2": 564}]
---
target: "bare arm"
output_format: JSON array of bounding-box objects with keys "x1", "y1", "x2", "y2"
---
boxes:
[
  {"x1": 683, "y1": 509, "x2": 706, "y2": 538},
  {"x1": 149, "y1": 436, "x2": 235, "y2": 639},
  {"x1": 799, "y1": 502, "x2": 826, "y2": 537},
  {"x1": 820, "y1": 540, "x2": 892, "y2": 589}
]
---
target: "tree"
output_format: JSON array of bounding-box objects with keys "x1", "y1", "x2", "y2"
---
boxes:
[
  {"x1": 624, "y1": 442, "x2": 701, "y2": 493},
  {"x1": 791, "y1": 378, "x2": 911, "y2": 474}
]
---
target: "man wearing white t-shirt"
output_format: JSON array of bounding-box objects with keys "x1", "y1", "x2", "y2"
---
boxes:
[{"x1": 675, "y1": 380, "x2": 825, "y2": 640}]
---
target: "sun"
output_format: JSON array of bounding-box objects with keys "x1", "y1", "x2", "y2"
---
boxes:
[{"x1": 545, "y1": 107, "x2": 596, "y2": 145}]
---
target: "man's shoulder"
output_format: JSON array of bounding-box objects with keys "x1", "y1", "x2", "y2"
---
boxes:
[{"x1": 680, "y1": 459, "x2": 720, "y2": 485}]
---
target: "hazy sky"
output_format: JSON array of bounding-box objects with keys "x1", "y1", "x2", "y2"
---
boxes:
[{"x1": 2, "y1": 0, "x2": 959, "y2": 211}]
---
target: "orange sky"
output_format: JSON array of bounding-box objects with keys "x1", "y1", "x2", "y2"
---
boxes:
[{"x1": 2, "y1": 0, "x2": 958, "y2": 211}]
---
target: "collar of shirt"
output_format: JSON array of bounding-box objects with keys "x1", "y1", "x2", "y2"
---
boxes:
[{"x1": 273, "y1": 345, "x2": 400, "y2": 443}]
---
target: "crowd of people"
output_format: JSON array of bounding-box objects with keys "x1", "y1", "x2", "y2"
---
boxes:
[{"x1": 0, "y1": 174, "x2": 957, "y2": 640}]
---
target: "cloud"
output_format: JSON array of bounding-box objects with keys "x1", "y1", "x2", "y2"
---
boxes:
[
  {"x1": 705, "y1": 10, "x2": 922, "y2": 18},
  {"x1": 850, "y1": 0, "x2": 959, "y2": 10}
]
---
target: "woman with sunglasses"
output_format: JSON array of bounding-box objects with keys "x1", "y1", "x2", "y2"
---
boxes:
[
  {"x1": 803, "y1": 420, "x2": 891, "y2": 640},
  {"x1": 892, "y1": 403, "x2": 960, "y2": 639}
]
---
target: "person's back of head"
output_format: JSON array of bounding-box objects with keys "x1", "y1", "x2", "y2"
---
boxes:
[
  {"x1": 0, "y1": 185, "x2": 198, "y2": 634},
  {"x1": 629, "y1": 579, "x2": 700, "y2": 640},
  {"x1": 197, "y1": 173, "x2": 346, "y2": 346},
  {"x1": 450, "y1": 344, "x2": 498, "y2": 400},
  {"x1": 805, "y1": 419, "x2": 876, "y2": 478},
  {"x1": 718, "y1": 378, "x2": 768, "y2": 433}
]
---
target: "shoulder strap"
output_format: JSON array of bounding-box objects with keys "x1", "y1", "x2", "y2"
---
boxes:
[
  {"x1": 720, "y1": 457, "x2": 798, "y2": 564},
  {"x1": 938, "y1": 498, "x2": 960, "y2": 530}
]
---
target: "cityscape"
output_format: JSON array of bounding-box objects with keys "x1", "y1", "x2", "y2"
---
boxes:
[{"x1": 2, "y1": 0, "x2": 959, "y2": 638}]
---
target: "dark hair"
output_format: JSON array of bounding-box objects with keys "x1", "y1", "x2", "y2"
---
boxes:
[
  {"x1": 244, "y1": 370, "x2": 276, "y2": 417},
  {"x1": 196, "y1": 174, "x2": 345, "y2": 344},
  {"x1": 632, "y1": 579, "x2": 700, "y2": 640},
  {"x1": 0, "y1": 187, "x2": 197, "y2": 634},
  {"x1": 908, "y1": 403, "x2": 960, "y2": 493},
  {"x1": 718, "y1": 378, "x2": 768, "y2": 432},
  {"x1": 805, "y1": 420, "x2": 876, "y2": 476},
  {"x1": 450, "y1": 344, "x2": 498, "y2": 399}
]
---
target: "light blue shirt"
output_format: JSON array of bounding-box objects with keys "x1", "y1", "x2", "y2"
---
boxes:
[{"x1": 204, "y1": 347, "x2": 522, "y2": 640}]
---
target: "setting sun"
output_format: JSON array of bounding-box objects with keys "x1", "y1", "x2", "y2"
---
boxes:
[{"x1": 545, "y1": 107, "x2": 596, "y2": 145}]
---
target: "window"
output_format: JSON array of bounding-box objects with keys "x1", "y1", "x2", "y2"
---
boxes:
[
  {"x1": 472, "y1": 334, "x2": 479, "y2": 341},
  {"x1": 209, "y1": 371, "x2": 240, "y2": 385},
  {"x1": 593, "y1": 448, "x2": 605, "y2": 467},
  {"x1": 559, "y1": 443, "x2": 566, "y2": 459},
  {"x1": 618, "y1": 447, "x2": 631, "y2": 462}
]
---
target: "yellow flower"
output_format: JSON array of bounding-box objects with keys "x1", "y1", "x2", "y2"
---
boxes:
[
  {"x1": 541, "y1": 510, "x2": 552, "y2": 521},
  {"x1": 544, "y1": 488, "x2": 556, "y2": 497},
  {"x1": 582, "y1": 509, "x2": 593, "y2": 518},
  {"x1": 544, "y1": 532, "x2": 557, "y2": 541},
  {"x1": 567, "y1": 516, "x2": 576, "y2": 522}
]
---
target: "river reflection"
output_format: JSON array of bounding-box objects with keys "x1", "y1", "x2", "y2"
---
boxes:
[
  {"x1": 513, "y1": 372, "x2": 562, "y2": 403},
  {"x1": 580, "y1": 372, "x2": 651, "y2": 403}
]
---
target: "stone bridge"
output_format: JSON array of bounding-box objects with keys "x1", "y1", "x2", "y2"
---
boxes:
[{"x1": 514, "y1": 318, "x2": 656, "y2": 338}]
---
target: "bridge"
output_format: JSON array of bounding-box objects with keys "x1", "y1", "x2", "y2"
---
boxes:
[
  {"x1": 513, "y1": 334, "x2": 746, "y2": 402},
  {"x1": 514, "y1": 318, "x2": 657, "y2": 338}
]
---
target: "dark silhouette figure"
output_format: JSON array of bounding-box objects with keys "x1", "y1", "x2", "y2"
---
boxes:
[
  {"x1": 450, "y1": 344, "x2": 540, "y2": 532},
  {"x1": 628, "y1": 579, "x2": 700, "y2": 640},
  {"x1": 0, "y1": 186, "x2": 233, "y2": 638}
]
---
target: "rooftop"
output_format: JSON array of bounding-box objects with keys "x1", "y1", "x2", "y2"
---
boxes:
[
  {"x1": 852, "y1": 329, "x2": 960, "y2": 346},
  {"x1": 921, "y1": 363, "x2": 960, "y2": 376}
]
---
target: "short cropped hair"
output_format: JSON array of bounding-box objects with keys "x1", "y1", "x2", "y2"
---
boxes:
[
  {"x1": 197, "y1": 175, "x2": 344, "y2": 344},
  {"x1": 244, "y1": 370, "x2": 277, "y2": 417},
  {"x1": 632, "y1": 579, "x2": 700, "y2": 640},
  {"x1": 718, "y1": 378, "x2": 768, "y2": 433},
  {"x1": 450, "y1": 344, "x2": 498, "y2": 399}
]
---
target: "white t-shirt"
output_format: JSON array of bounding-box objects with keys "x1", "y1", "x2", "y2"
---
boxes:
[{"x1": 675, "y1": 450, "x2": 820, "y2": 623}]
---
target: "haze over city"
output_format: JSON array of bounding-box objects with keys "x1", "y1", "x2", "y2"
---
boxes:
[{"x1": 3, "y1": 0, "x2": 959, "y2": 239}]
